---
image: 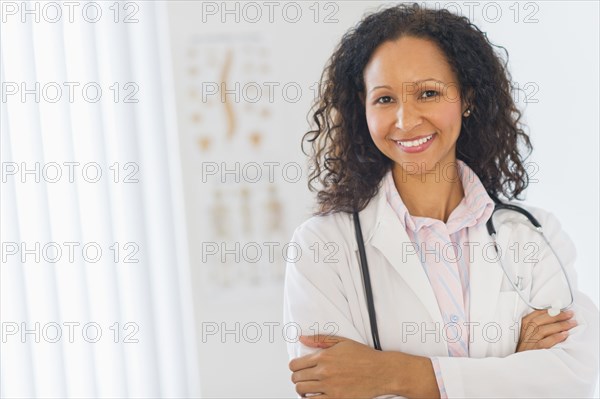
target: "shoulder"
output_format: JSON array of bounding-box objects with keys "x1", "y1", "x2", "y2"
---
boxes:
[
  {"x1": 499, "y1": 199, "x2": 565, "y2": 232},
  {"x1": 283, "y1": 212, "x2": 357, "y2": 288},
  {"x1": 284, "y1": 208, "x2": 367, "y2": 275},
  {"x1": 291, "y1": 182, "x2": 386, "y2": 248},
  {"x1": 289, "y1": 211, "x2": 354, "y2": 248},
  {"x1": 497, "y1": 198, "x2": 577, "y2": 260}
]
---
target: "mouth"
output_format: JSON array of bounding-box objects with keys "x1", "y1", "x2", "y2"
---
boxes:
[
  {"x1": 392, "y1": 133, "x2": 436, "y2": 153},
  {"x1": 393, "y1": 133, "x2": 435, "y2": 147}
]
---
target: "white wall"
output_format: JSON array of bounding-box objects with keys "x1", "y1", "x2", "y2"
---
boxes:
[{"x1": 165, "y1": 1, "x2": 599, "y2": 397}]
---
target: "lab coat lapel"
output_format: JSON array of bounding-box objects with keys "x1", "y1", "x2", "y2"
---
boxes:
[
  {"x1": 467, "y1": 221, "x2": 505, "y2": 357},
  {"x1": 361, "y1": 187, "x2": 447, "y2": 336},
  {"x1": 358, "y1": 185, "x2": 508, "y2": 357}
]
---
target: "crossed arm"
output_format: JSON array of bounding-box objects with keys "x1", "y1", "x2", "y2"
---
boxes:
[
  {"x1": 288, "y1": 307, "x2": 583, "y2": 398},
  {"x1": 289, "y1": 334, "x2": 440, "y2": 399},
  {"x1": 285, "y1": 214, "x2": 599, "y2": 398}
]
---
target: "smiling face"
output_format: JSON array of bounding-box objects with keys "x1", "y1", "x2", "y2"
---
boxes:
[{"x1": 362, "y1": 36, "x2": 470, "y2": 175}]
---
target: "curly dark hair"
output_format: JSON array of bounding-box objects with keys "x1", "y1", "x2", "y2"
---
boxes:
[{"x1": 302, "y1": 2, "x2": 533, "y2": 216}]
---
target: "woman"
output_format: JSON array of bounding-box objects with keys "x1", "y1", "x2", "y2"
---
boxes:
[{"x1": 283, "y1": 3, "x2": 599, "y2": 399}]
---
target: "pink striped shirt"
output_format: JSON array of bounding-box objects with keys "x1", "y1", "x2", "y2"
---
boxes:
[{"x1": 383, "y1": 159, "x2": 495, "y2": 398}]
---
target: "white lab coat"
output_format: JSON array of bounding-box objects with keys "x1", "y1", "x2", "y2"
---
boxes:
[{"x1": 283, "y1": 182, "x2": 599, "y2": 398}]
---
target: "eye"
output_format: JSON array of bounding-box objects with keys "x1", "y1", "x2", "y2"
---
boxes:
[
  {"x1": 420, "y1": 90, "x2": 439, "y2": 99},
  {"x1": 375, "y1": 96, "x2": 393, "y2": 104}
]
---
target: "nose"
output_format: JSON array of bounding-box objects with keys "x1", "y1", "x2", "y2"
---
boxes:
[{"x1": 395, "y1": 101, "x2": 423, "y2": 132}]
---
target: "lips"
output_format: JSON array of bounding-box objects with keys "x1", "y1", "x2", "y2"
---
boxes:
[
  {"x1": 393, "y1": 133, "x2": 434, "y2": 142},
  {"x1": 393, "y1": 133, "x2": 435, "y2": 148},
  {"x1": 392, "y1": 133, "x2": 436, "y2": 153}
]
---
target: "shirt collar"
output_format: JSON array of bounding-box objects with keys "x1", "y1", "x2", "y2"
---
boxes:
[{"x1": 384, "y1": 159, "x2": 495, "y2": 234}]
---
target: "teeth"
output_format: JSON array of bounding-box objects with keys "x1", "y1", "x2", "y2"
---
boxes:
[{"x1": 396, "y1": 134, "x2": 433, "y2": 147}]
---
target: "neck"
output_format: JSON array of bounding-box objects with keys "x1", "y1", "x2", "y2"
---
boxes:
[{"x1": 392, "y1": 161, "x2": 464, "y2": 223}]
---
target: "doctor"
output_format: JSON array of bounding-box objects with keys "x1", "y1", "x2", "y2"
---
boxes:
[{"x1": 283, "y1": 4, "x2": 599, "y2": 399}]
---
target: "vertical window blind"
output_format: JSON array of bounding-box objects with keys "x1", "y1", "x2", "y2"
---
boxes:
[{"x1": 1, "y1": 1, "x2": 200, "y2": 397}]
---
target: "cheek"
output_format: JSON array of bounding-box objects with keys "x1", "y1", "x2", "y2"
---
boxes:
[
  {"x1": 433, "y1": 101, "x2": 463, "y2": 135},
  {"x1": 365, "y1": 108, "x2": 390, "y2": 140}
]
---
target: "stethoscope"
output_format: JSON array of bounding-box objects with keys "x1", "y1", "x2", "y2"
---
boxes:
[{"x1": 352, "y1": 194, "x2": 575, "y2": 351}]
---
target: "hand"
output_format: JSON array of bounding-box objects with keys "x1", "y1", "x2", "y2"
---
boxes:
[
  {"x1": 516, "y1": 309, "x2": 578, "y2": 352},
  {"x1": 288, "y1": 335, "x2": 399, "y2": 398}
]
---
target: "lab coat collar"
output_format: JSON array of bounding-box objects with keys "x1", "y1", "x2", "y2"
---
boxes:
[{"x1": 357, "y1": 181, "x2": 505, "y2": 357}]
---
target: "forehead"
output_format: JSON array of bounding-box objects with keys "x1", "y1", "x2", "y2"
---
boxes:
[{"x1": 363, "y1": 36, "x2": 456, "y2": 86}]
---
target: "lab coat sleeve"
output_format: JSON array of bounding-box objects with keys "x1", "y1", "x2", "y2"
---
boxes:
[
  {"x1": 282, "y1": 219, "x2": 368, "y2": 360},
  {"x1": 435, "y1": 210, "x2": 600, "y2": 398},
  {"x1": 283, "y1": 220, "x2": 406, "y2": 399},
  {"x1": 430, "y1": 358, "x2": 449, "y2": 398}
]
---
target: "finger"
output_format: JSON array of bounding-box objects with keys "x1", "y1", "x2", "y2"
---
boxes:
[
  {"x1": 295, "y1": 381, "x2": 324, "y2": 397},
  {"x1": 518, "y1": 329, "x2": 569, "y2": 352},
  {"x1": 299, "y1": 336, "x2": 335, "y2": 349},
  {"x1": 289, "y1": 354, "x2": 319, "y2": 372},
  {"x1": 530, "y1": 310, "x2": 574, "y2": 327},
  {"x1": 522, "y1": 309, "x2": 571, "y2": 324},
  {"x1": 291, "y1": 367, "x2": 319, "y2": 384},
  {"x1": 521, "y1": 318, "x2": 577, "y2": 346},
  {"x1": 536, "y1": 319, "x2": 578, "y2": 337},
  {"x1": 299, "y1": 335, "x2": 350, "y2": 350},
  {"x1": 536, "y1": 330, "x2": 569, "y2": 349},
  {"x1": 520, "y1": 321, "x2": 548, "y2": 344},
  {"x1": 300, "y1": 334, "x2": 347, "y2": 346},
  {"x1": 521, "y1": 309, "x2": 547, "y2": 323},
  {"x1": 520, "y1": 323, "x2": 543, "y2": 344},
  {"x1": 522, "y1": 310, "x2": 572, "y2": 332}
]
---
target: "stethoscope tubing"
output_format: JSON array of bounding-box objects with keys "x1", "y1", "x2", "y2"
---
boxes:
[
  {"x1": 486, "y1": 201, "x2": 575, "y2": 313},
  {"x1": 353, "y1": 194, "x2": 575, "y2": 351},
  {"x1": 353, "y1": 211, "x2": 383, "y2": 351}
]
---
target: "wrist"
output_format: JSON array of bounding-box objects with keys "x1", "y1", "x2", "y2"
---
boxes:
[
  {"x1": 379, "y1": 351, "x2": 411, "y2": 396},
  {"x1": 381, "y1": 352, "x2": 440, "y2": 398}
]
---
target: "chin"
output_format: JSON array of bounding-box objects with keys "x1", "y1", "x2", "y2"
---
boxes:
[{"x1": 393, "y1": 156, "x2": 434, "y2": 173}]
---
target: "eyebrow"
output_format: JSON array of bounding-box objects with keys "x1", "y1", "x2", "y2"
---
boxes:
[{"x1": 368, "y1": 78, "x2": 447, "y2": 94}]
